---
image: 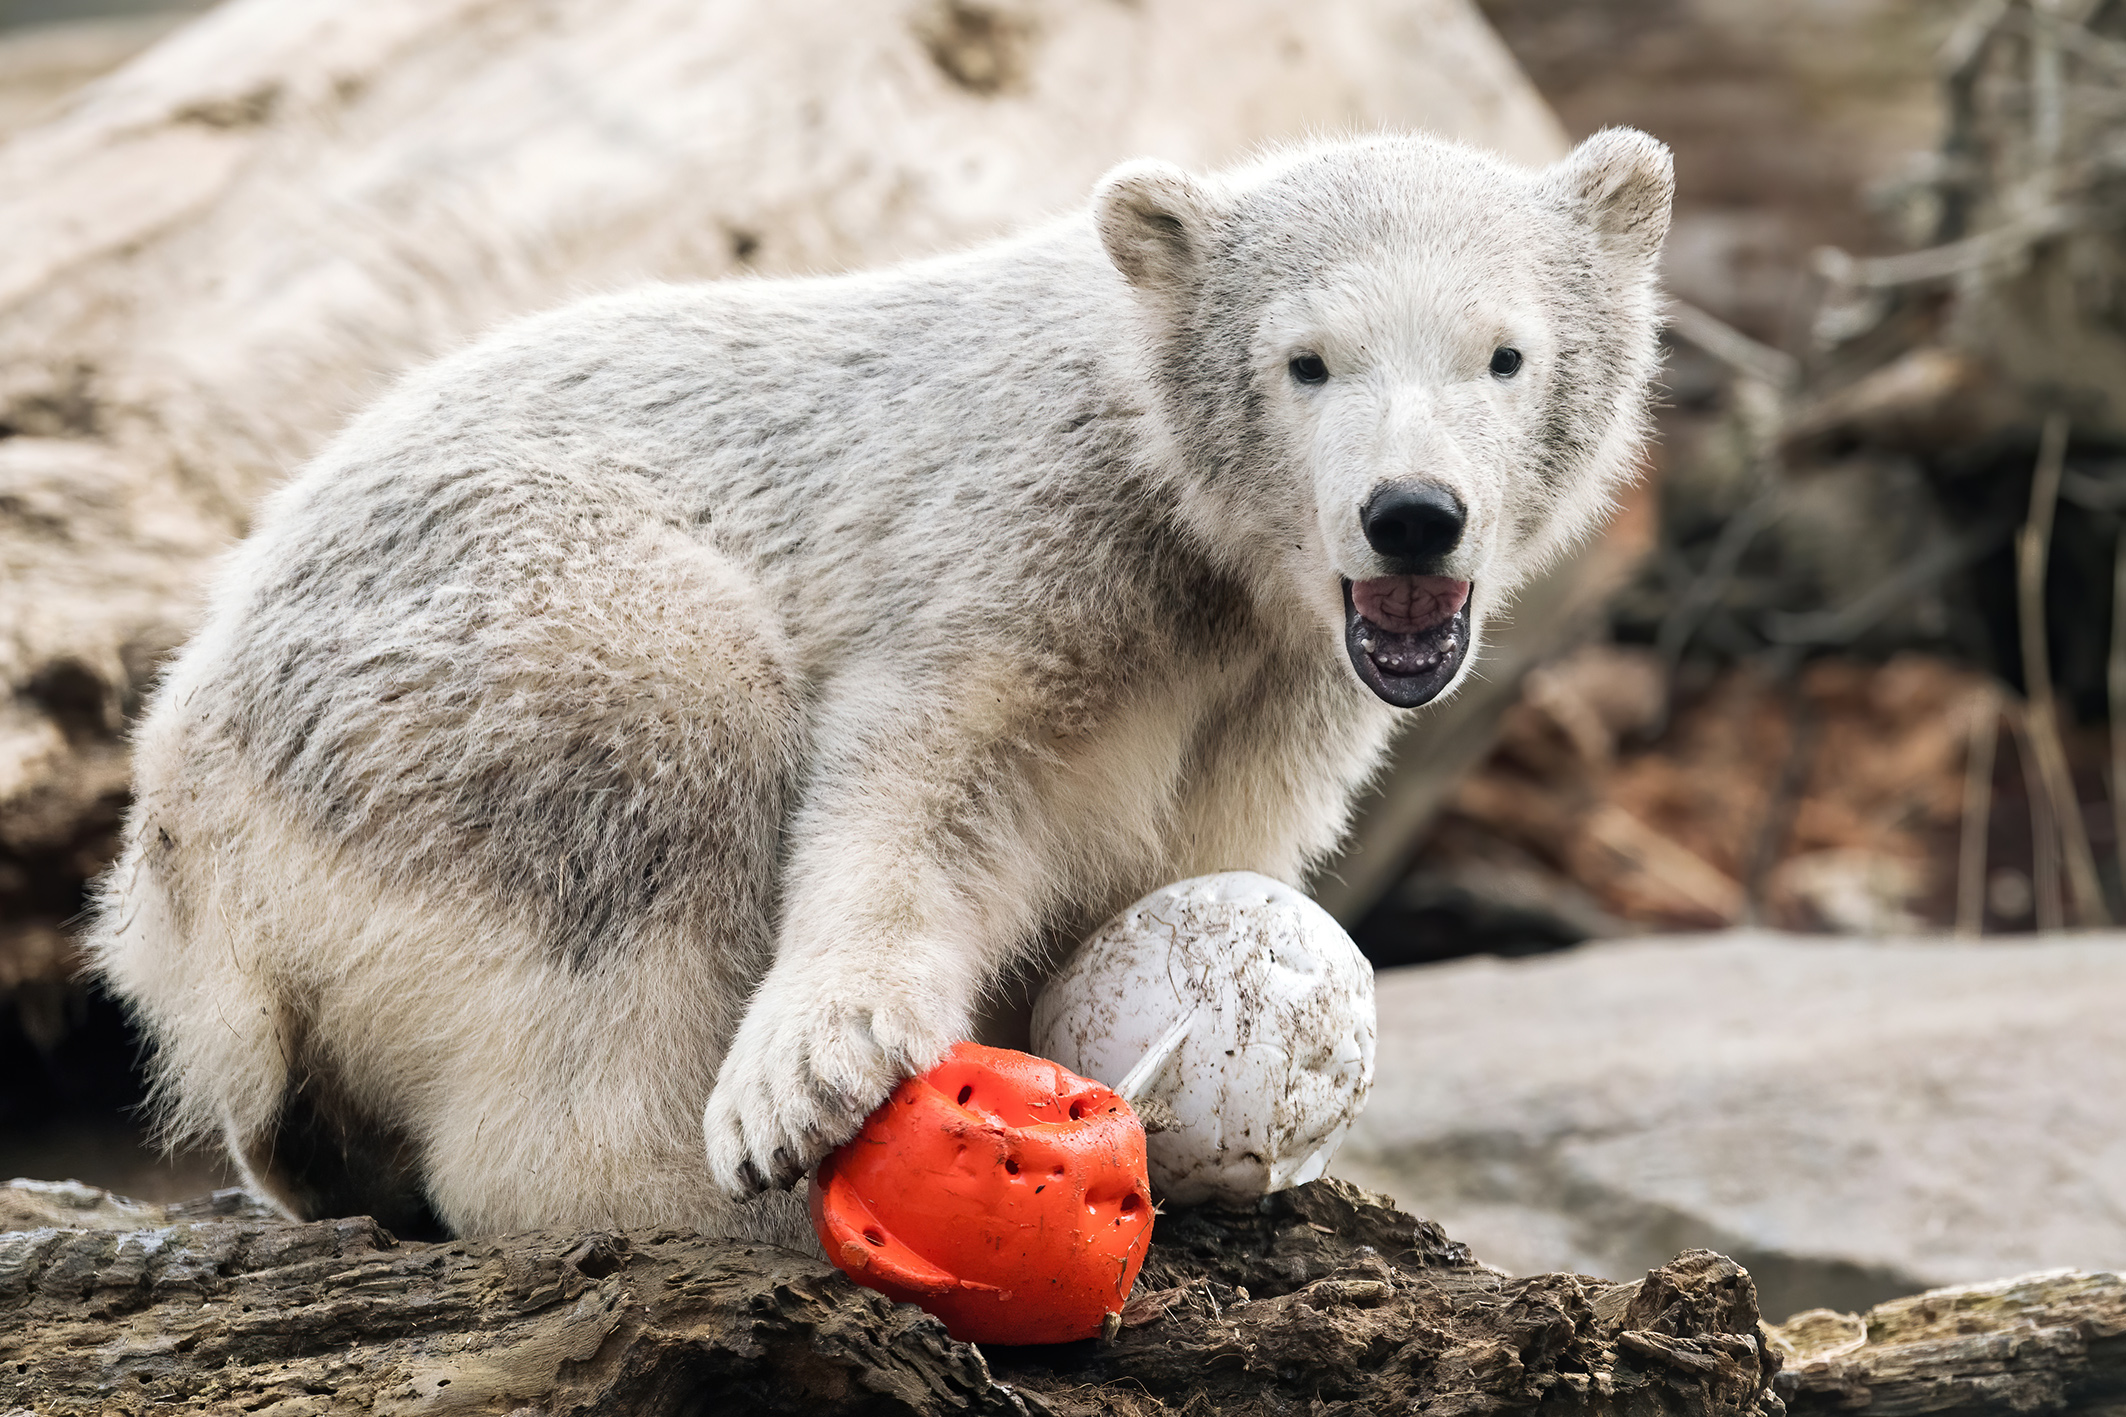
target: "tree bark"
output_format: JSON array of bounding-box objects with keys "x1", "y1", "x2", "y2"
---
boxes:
[
  {"x1": 16, "y1": 1174, "x2": 2122, "y2": 1415},
  {"x1": 0, "y1": 1177, "x2": 1782, "y2": 1416},
  {"x1": 1770, "y1": 1269, "x2": 2126, "y2": 1417}
]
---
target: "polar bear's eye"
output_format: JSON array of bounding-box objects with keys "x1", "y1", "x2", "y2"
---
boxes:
[
  {"x1": 1288, "y1": 354, "x2": 1329, "y2": 386},
  {"x1": 1489, "y1": 347, "x2": 1524, "y2": 378}
]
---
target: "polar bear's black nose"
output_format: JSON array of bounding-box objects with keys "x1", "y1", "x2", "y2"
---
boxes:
[{"x1": 1361, "y1": 483, "x2": 1466, "y2": 565}]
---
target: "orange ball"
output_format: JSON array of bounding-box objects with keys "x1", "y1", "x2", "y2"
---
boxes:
[{"x1": 809, "y1": 1041, "x2": 1154, "y2": 1345}]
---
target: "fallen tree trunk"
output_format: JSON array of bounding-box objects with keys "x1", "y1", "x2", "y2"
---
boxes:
[
  {"x1": 0, "y1": 1177, "x2": 1779, "y2": 1416},
  {"x1": 12, "y1": 1172, "x2": 2116, "y2": 1416},
  {"x1": 1771, "y1": 1268, "x2": 2126, "y2": 1417},
  {"x1": 18, "y1": 1173, "x2": 2126, "y2": 1416},
  {"x1": 0, "y1": 0, "x2": 1591, "y2": 993}
]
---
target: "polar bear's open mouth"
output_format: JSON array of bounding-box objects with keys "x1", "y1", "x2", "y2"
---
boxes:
[{"x1": 1343, "y1": 575, "x2": 1471, "y2": 708}]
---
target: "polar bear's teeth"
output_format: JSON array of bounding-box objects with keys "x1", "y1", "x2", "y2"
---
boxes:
[{"x1": 1359, "y1": 625, "x2": 1458, "y2": 677}]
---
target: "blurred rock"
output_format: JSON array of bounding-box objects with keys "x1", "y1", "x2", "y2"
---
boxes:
[{"x1": 1335, "y1": 930, "x2": 2126, "y2": 1324}]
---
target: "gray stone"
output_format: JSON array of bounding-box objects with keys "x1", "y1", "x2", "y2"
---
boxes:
[{"x1": 1334, "y1": 931, "x2": 2126, "y2": 1322}]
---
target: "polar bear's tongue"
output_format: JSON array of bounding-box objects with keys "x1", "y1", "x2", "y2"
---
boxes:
[
  {"x1": 1344, "y1": 574, "x2": 1472, "y2": 707},
  {"x1": 1351, "y1": 575, "x2": 1470, "y2": 635}
]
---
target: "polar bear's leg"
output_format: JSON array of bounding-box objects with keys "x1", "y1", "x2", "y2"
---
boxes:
[
  {"x1": 94, "y1": 518, "x2": 805, "y2": 1235},
  {"x1": 409, "y1": 908, "x2": 819, "y2": 1240},
  {"x1": 702, "y1": 680, "x2": 1090, "y2": 1194},
  {"x1": 90, "y1": 809, "x2": 311, "y2": 1212}
]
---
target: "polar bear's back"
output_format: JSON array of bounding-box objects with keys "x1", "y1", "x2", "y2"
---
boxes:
[
  {"x1": 131, "y1": 219, "x2": 1173, "y2": 973},
  {"x1": 252, "y1": 224, "x2": 1156, "y2": 646}
]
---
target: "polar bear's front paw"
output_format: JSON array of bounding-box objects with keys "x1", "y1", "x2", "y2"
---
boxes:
[{"x1": 703, "y1": 990, "x2": 958, "y2": 1196}]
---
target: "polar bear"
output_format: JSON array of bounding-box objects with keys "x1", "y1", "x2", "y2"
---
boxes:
[{"x1": 88, "y1": 128, "x2": 1670, "y2": 1242}]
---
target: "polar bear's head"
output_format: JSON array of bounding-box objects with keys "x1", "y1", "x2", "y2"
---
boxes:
[{"x1": 1096, "y1": 130, "x2": 1672, "y2": 709}]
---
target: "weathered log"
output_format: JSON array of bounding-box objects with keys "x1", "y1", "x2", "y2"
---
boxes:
[
  {"x1": 20, "y1": 1173, "x2": 2126, "y2": 1416},
  {"x1": 1770, "y1": 1268, "x2": 2126, "y2": 1417},
  {"x1": 0, "y1": 1176, "x2": 1782, "y2": 1416},
  {"x1": 0, "y1": 14, "x2": 187, "y2": 146},
  {"x1": 0, "y1": 0, "x2": 1594, "y2": 997}
]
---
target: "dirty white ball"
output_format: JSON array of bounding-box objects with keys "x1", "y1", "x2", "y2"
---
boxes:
[{"x1": 1031, "y1": 872, "x2": 1376, "y2": 1205}]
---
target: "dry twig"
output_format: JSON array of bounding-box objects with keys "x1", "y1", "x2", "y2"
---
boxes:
[
  {"x1": 1956, "y1": 691, "x2": 2000, "y2": 937},
  {"x1": 2111, "y1": 526, "x2": 2126, "y2": 898},
  {"x1": 2007, "y1": 699, "x2": 2066, "y2": 931},
  {"x1": 1666, "y1": 300, "x2": 1801, "y2": 391},
  {"x1": 2017, "y1": 412, "x2": 2109, "y2": 926}
]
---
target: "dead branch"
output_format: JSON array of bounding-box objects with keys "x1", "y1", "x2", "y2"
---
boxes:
[
  {"x1": 0, "y1": 1178, "x2": 1781, "y2": 1417},
  {"x1": 1772, "y1": 1268, "x2": 2126, "y2": 1417}
]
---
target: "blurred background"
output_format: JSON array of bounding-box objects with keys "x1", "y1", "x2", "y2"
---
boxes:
[{"x1": 2, "y1": 0, "x2": 2122, "y2": 1325}]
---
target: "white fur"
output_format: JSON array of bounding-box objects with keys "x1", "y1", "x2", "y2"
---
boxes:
[{"x1": 88, "y1": 129, "x2": 1670, "y2": 1241}]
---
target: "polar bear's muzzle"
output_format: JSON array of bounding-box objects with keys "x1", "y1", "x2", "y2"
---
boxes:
[{"x1": 1343, "y1": 575, "x2": 1471, "y2": 708}]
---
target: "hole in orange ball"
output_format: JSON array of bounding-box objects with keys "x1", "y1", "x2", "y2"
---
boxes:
[
  {"x1": 1120, "y1": 1194, "x2": 1141, "y2": 1214},
  {"x1": 863, "y1": 1227, "x2": 886, "y2": 1246},
  {"x1": 957, "y1": 1084, "x2": 973, "y2": 1106},
  {"x1": 1005, "y1": 1158, "x2": 1020, "y2": 1175}
]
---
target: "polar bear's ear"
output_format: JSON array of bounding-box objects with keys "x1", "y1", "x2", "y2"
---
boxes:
[
  {"x1": 1548, "y1": 127, "x2": 1673, "y2": 265},
  {"x1": 1095, "y1": 159, "x2": 1221, "y2": 294}
]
